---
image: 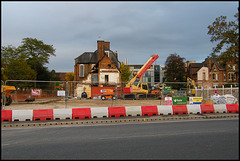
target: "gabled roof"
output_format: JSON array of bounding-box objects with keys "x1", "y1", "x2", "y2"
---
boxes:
[
  {"x1": 75, "y1": 50, "x2": 98, "y2": 64},
  {"x1": 189, "y1": 63, "x2": 203, "y2": 68},
  {"x1": 193, "y1": 66, "x2": 208, "y2": 75},
  {"x1": 75, "y1": 49, "x2": 119, "y2": 69}
]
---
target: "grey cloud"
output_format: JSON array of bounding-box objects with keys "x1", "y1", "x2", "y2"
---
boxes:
[{"x1": 1, "y1": 1, "x2": 238, "y2": 72}]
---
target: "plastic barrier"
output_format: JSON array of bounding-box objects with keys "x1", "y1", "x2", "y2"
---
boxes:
[
  {"x1": 200, "y1": 104, "x2": 215, "y2": 114},
  {"x1": 187, "y1": 105, "x2": 201, "y2": 114},
  {"x1": 1, "y1": 110, "x2": 12, "y2": 122},
  {"x1": 53, "y1": 109, "x2": 72, "y2": 120},
  {"x1": 141, "y1": 106, "x2": 158, "y2": 116},
  {"x1": 125, "y1": 106, "x2": 142, "y2": 116},
  {"x1": 226, "y1": 104, "x2": 239, "y2": 113},
  {"x1": 172, "y1": 105, "x2": 188, "y2": 115},
  {"x1": 33, "y1": 109, "x2": 53, "y2": 121},
  {"x1": 108, "y1": 107, "x2": 126, "y2": 117},
  {"x1": 157, "y1": 105, "x2": 173, "y2": 115},
  {"x1": 12, "y1": 110, "x2": 33, "y2": 121},
  {"x1": 213, "y1": 104, "x2": 227, "y2": 113},
  {"x1": 72, "y1": 108, "x2": 91, "y2": 119},
  {"x1": 91, "y1": 107, "x2": 108, "y2": 118}
]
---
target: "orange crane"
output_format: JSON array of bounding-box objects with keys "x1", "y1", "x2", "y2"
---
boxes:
[{"x1": 124, "y1": 54, "x2": 159, "y2": 99}]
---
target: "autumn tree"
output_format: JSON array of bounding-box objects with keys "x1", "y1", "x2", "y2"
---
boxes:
[
  {"x1": 65, "y1": 72, "x2": 74, "y2": 81},
  {"x1": 207, "y1": 11, "x2": 239, "y2": 65},
  {"x1": 164, "y1": 53, "x2": 186, "y2": 89},
  {"x1": 120, "y1": 62, "x2": 132, "y2": 84}
]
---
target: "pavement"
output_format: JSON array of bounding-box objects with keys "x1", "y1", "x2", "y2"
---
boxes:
[{"x1": 2, "y1": 113, "x2": 239, "y2": 128}]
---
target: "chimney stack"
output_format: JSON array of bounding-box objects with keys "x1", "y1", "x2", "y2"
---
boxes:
[
  {"x1": 97, "y1": 40, "x2": 110, "y2": 61},
  {"x1": 104, "y1": 41, "x2": 110, "y2": 50},
  {"x1": 97, "y1": 40, "x2": 104, "y2": 62}
]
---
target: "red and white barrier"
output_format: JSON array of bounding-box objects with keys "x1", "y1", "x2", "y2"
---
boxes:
[
  {"x1": 186, "y1": 105, "x2": 201, "y2": 114},
  {"x1": 12, "y1": 110, "x2": 33, "y2": 121},
  {"x1": 125, "y1": 106, "x2": 142, "y2": 116},
  {"x1": 91, "y1": 107, "x2": 108, "y2": 118},
  {"x1": 157, "y1": 105, "x2": 173, "y2": 115},
  {"x1": 1, "y1": 104, "x2": 239, "y2": 122}
]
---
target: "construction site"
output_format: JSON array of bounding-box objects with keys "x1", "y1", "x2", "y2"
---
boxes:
[{"x1": 1, "y1": 40, "x2": 239, "y2": 111}]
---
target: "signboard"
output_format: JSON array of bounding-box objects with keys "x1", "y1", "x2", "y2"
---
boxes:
[
  {"x1": 164, "y1": 86, "x2": 172, "y2": 91},
  {"x1": 165, "y1": 97, "x2": 172, "y2": 105},
  {"x1": 31, "y1": 89, "x2": 40, "y2": 96},
  {"x1": 57, "y1": 90, "x2": 65, "y2": 97},
  {"x1": 172, "y1": 97, "x2": 187, "y2": 105},
  {"x1": 189, "y1": 97, "x2": 202, "y2": 105}
]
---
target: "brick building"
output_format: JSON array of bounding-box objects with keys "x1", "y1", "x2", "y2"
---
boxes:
[
  {"x1": 74, "y1": 40, "x2": 121, "y2": 97},
  {"x1": 187, "y1": 57, "x2": 239, "y2": 88}
]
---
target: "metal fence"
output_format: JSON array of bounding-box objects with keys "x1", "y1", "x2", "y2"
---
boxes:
[{"x1": 1, "y1": 80, "x2": 239, "y2": 110}]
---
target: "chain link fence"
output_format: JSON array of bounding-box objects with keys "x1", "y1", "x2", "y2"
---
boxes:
[{"x1": 1, "y1": 80, "x2": 238, "y2": 110}]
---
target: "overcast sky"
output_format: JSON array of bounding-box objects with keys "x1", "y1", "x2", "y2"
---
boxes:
[{"x1": 1, "y1": 1, "x2": 239, "y2": 72}]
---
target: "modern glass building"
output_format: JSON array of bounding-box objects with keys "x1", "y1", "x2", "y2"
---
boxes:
[{"x1": 126, "y1": 64, "x2": 165, "y2": 89}]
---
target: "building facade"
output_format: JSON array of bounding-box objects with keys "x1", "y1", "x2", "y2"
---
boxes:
[
  {"x1": 187, "y1": 58, "x2": 239, "y2": 88},
  {"x1": 74, "y1": 40, "x2": 121, "y2": 97}
]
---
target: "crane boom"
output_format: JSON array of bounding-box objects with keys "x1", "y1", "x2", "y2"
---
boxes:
[
  {"x1": 128, "y1": 54, "x2": 159, "y2": 84},
  {"x1": 136, "y1": 54, "x2": 159, "y2": 78},
  {"x1": 124, "y1": 54, "x2": 159, "y2": 99}
]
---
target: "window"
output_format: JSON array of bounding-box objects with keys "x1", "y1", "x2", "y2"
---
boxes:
[
  {"x1": 203, "y1": 72, "x2": 206, "y2": 80},
  {"x1": 105, "y1": 75, "x2": 109, "y2": 83},
  {"x1": 213, "y1": 73, "x2": 218, "y2": 81},
  {"x1": 213, "y1": 73, "x2": 215, "y2": 80},
  {"x1": 233, "y1": 65, "x2": 236, "y2": 71},
  {"x1": 229, "y1": 73, "x2": 234, "y2": 80},
  {"x1": 224, "y1": 74, "x2": 226, "y2": 81},
  {"x1": 142, "y1": 84, "x2": 148, "y2": 90},
  {"x1": 79, "y1": 64, "x2": 84, "y2": 77}
]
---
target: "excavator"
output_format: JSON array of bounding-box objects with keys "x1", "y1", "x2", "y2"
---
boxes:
[
  {"x1": 187, "y1": 77, "x2": 196, "y2": 96},
  {"x1": 1, "y1": 85, "x2": 16, "y2": 106},
  {"x1": 123, "y1": 54, "x2": 160, "y2": 99}
]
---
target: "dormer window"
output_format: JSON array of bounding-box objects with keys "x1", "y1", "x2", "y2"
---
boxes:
[
  {"x1": 214, "y1": 66, "x2": 216, "y2": 71},
  {"x1": 105, "y1": 51, "x2": 110, "y2": 57}
]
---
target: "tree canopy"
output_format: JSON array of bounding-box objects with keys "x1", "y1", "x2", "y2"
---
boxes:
[
  {"x1": 164, "y1": 53, "x2": 186, "y2": 89},
  {"x1": 119, "y1": 62, "x2": 132, "y2": 84},
  {"x1": 65, "y1": 72, "x2": 74, "y2": 81},
  {"x1": 207, "y1": 11, "x2": 239, "y2": 65},
  {"x1": 1, "y1": 37, "x2": 57, "y2": 82}
]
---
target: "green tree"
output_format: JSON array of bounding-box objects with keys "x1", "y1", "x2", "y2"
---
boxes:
[
  {"x1": 164, "y1": 53, "x2": 186, "y2": 90},
  {"x1": 120, "y1": 62, "x2": 132, "y2": 84},
  {"x1": 1, "y1": 37, "x2": 56, "y2": 82},
  {"x1": 207, "y1": 11, "x2": 239, "y2": 65},
  {"x1": 4, "y1": 59, "x2": 37, "y2": 88},
  {"x1": 1, "y1": 45, "x2": 25, "y2": 68},
  {"x1": 18, "y1": 38, "x2": 56, "y2": 79}
]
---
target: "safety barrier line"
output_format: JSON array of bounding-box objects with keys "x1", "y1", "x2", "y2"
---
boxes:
[{"x1": 1, "y1": 104, "x2": 239, "y2": 122}]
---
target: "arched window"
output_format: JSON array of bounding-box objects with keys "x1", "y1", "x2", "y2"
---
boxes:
[{"x1": 79, "y1": 64, "x2": 84, "y2": 77}]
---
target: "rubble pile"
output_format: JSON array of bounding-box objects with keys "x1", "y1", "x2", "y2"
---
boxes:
[{"x1": 211, "y1": 94, "x2": 238, "y2": 104}]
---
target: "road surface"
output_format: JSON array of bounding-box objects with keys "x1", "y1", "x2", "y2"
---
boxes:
[{"x1": 1, "y1": 118, "x2": 239, "y2": 159}]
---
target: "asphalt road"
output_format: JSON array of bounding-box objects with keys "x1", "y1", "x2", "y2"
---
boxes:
[{"x1": 1, "y1": 118, "x2": 239, "y2": 160}]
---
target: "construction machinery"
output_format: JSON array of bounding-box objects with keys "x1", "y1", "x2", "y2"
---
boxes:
[
  {"x1": 187, "y1": 77, "x2": 196, "y2": 96},
  {"x1": 100, "y1": 89, "x2": 117, "y2": 100},
  {"x1": 1, "y1": 85, "x2": 16, "y2": 106},
  {"x1": 124, "y1": 54, "x2": 160, "y2": 99}
]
